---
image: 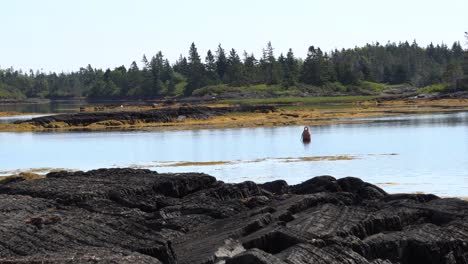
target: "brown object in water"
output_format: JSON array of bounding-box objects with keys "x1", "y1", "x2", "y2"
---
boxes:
[{"x1": 302, "y1": 126, "x2": 311, "y2": 143}]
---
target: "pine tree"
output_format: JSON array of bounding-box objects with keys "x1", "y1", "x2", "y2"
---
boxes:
[
  {"x1": 127, "y1": 61, "x2": 142, "y2": 96},
  {"x1": 458, "y1": 32, "x2": 468, "y2": 90},
  {"x1": 464, "y1": 32, "x2": 468, "y2": 76},
  {"x1": 260, "y1": 42, "x2": 279, "y2": 84},
  {"x1": 215, "y1": 44, "x2": 228, "y2": 82},
  {"x1": 173, "y1": 55, "x2": 189, "y2": 76},
  {"x1": 243, "y1": 51, "x2": 258, "y2": 85},
  {"x1": 142, "y1": 55, "x2": 150, "y2": 69},
  {"x1": 149, "y1": 51, "x2": 164, "y2": 96},
  {"x1": 300, "y1": 46, "x2": 320, "y2": 85},
  {"x1": 283, "y1": 49, "x2": 299, "y2": 87},
  {"x1": 161, "y1": 59, "x2": 173, "y2": 83},
  {"x1": 205, "y1": 50, "x2": 218, "y2": 83},
  {"x1": 185, "y1": 42, "x2": 206, "y2": 96},
  {"x1": 226, "y1": 48, "x2": 244, "y2": 86}
]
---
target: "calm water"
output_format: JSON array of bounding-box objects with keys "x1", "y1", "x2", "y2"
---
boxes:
[
  {"x1": 0, "y1": 100, "x2": 90, "y2": 114},
  {"x1": 1, "y1": 112, "x2": 468, "y2": 196}
]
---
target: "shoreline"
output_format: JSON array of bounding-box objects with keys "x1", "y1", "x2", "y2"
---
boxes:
[
  {"x1": 1, "y1": 164, "x2": 467, "y2": 200},
  {"x1": 1, "y1": 98, "x2": 468, "y2": 132}
]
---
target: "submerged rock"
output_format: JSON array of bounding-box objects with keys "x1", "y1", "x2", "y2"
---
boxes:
[{"x1": 0, "y1": 168, "x2": 467, "y2": 263}]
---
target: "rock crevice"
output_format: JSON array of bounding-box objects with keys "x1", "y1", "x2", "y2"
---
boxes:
[{"x1": 0, "y1": 168, "x2": 467, "y2": 263}]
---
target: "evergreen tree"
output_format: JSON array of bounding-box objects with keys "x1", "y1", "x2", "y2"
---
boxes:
[
  {"x1": 259, "y1": 41, "x2": 279, "y2": 84},
  {"x1": 161, "y1": 59, "x2": 173, "y2": 83},
  {"x1": 464, "y1": 33, "x2": 468, "y2": 76},
  {"x1": 1, "y1": 39, "x2": 466, "y2": 99},
  {"x1": 205, "y1": 50, "x2": 218, "y2": 83},
  {"x1": 225, "y1": 48, "x2": 244, "y2": 86},
  {"x1": 185, "y1": 42, "x2": 206, "y2": 96},
  {"x1": 173, "y1": 55, "x2": 189, "y2": 76},
  {"x1": 300, "y1": 46, "x2": 321, "y2": 85},
  {"x1": 149, "y1": 51, "x2": 164, "y2": 96},
  {"x1": 142, "y1": 55, "x2": 150, "y2": 69},
  {"x1": 127, "y1": 61, "x2": 142, "y2": 96},
  {"x1": 110, "y1": 66, "x2": 128, "y2": 97},
  {"x1": 215, "y1": 44, "x2": 228, "y2": 82},
  {"x1": 283, "y1": 49, "x2": 299, "y2": 87},
  {"x1": 458, "y1": 32, "x2": 468, "y2": 90},
  {"x1": 451, "y1": 42, "x2": 464, "y2": 60},
  {"x1": 243, "y1": 51, "x2": 258, "y2": 85}
]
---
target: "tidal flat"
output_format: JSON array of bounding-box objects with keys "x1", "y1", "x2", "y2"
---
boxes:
[{"x1": 1, "y1": 97, "x2": 468, "y2": 132}]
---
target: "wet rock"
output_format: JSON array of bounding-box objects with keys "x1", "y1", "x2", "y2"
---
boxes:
[
  {"x1": 0, "y1": 168, "x2": 467, "y2": 263},
  {"x1": 291, "y1": 175, "x2": 342, "y2": 194},
  {"x1": 259, "y1": 180, "x2": 288, "y2": 194},
  {"x1": 337, "y1": 177, "x2": 387, "y2": 199}
]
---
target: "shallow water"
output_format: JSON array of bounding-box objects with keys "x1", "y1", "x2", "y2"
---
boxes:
[
  {"x1": 1, "y1": 112, "x2": 467, "y2": 196},
  {"x1": 0, "y1": 114, "x2": 51, "y2": 124},
  {"x1": 0, "y1": 100, "x2": 88, "y2": 114}
]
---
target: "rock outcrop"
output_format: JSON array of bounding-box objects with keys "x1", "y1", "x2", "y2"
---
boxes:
[
  {"x1": 15, "y1": 105, "x2": 276, "y2": 128},
  {"x1": 0, "y1": 168, "x2": 467, "y2": 263}
]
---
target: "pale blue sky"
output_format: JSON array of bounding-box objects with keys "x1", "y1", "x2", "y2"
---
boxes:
[{"x1": 1, "y1": 0, "x2": 467, "y2": 72}]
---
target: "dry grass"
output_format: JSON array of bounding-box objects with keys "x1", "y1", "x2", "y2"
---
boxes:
[
  {"x1": 0, "y1": 172, "x2": 45, "y2": 184},
  {"x1": 158, "y1": 161, "x2": 233, "y2": 167},
  {"x1": 375, "y1": 182, "x2": 399, "y2": 186},
  {"x1": 279, "y1": 155, "x2": 357, "y2": 162},
  {"x1": 126, "y1": 164, "x2": 158, "y2": 169},
  {"x1": 0, "y1": 111, "x2": 29, "y2": 117}
]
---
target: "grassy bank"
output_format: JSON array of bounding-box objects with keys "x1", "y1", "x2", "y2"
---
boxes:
[{"x1": 219, "y1": 95, "x2": 377, "y2": 105}]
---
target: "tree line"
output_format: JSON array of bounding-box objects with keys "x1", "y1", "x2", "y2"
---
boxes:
[{"x1": 1, "y1": 39, "x2": 467, "y2": 99}]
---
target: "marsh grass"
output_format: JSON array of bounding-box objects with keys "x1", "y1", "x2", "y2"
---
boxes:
[
  {"x1": 279, "y1": 155, "x2": 357, "y2": 162},
  {"x1": 158, "y1": 161, "x2": 233, "y2": 167}
]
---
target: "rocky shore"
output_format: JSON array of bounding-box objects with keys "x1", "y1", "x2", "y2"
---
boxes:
[
  {"x1": 0, "y1": 168, "x2": 467, "y2": 263},
  {"x1": 11, "y1": 105, "x2": 275, "y2": 129}
]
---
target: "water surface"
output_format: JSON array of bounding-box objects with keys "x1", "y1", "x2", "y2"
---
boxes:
[
  {"x1": 0, "y1": 100, "x2": 89, "y2": 114},
  {"x1": 1, "y1": 112, "x2": 467, "y2": 196}
]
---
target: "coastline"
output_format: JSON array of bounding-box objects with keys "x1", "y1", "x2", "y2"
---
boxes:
[{"x1": 1, "y1": 98, "x2": 468, "y2": 132}]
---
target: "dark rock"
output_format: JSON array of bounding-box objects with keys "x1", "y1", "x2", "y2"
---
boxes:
[
  {"x1": 291, "y1": 175, "x2": 342, "y2": 194},
  {"x1": 0, "y1": 168, "x2": 467, "y2": 264},
  {"x1": 15, "y1": 105, "x2": 277, "y2": 128},
  {"x1": 226, "y1": 248, "x2": 286, "y2": 264},
  {"x1": 259, "y1": 180, "x2": 289, "y2": 194},
  {"x1": 337, "y1": 177, "x2": 388, "y2": 199}
]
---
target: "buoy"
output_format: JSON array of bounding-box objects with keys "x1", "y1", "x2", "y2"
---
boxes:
[{"x1": 302, "y1": 126, "x2": 311, "y2": 143}]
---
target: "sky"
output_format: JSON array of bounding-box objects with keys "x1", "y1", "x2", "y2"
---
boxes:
[{"x1": 1, "y1": 0, "x2": 467, "y2": 73}]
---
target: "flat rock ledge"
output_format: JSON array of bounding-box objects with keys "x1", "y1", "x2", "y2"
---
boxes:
[
  {"x1": 16, "y1": 105, "x2": 275, "y2": 128},
  {"x1": 0, "y1": 169, "x2": 467, "y2": 264}
]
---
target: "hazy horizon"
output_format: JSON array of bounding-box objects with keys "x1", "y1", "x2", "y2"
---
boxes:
[{"x1": 1, "y1": 0, "x2": 467, "y2": 73}]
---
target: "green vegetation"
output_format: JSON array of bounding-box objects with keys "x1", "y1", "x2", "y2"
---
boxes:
[
  {"x1": 416, "y1": 84, "x2": 449, "y2": 94},
  {"x1": 219, "y1": 95, "x2": 376, "y2": 105},
  {"x1": 1, "y1": 37, "x2": 467, "y2": 100}
]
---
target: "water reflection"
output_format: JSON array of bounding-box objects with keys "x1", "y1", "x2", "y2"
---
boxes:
[{"x1": 0, "y1": 114, "x2": 51, "y2": 124}]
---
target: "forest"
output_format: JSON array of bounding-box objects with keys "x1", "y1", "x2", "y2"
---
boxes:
[{"x1": 1, "y1": 38, "x2": 467, "y2": 100}]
